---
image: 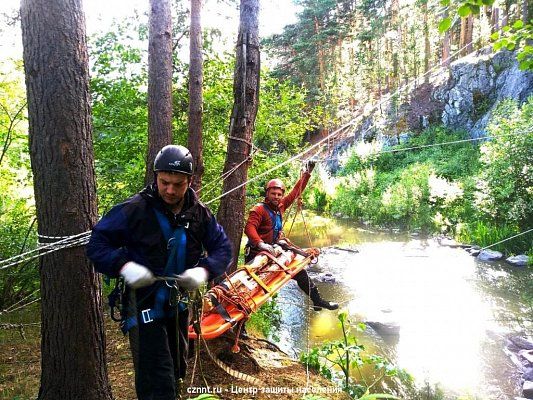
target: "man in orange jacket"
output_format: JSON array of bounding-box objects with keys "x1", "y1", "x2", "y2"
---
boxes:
[{"x1": 244, "y1": 161, "x2": 338, "y2": 311}]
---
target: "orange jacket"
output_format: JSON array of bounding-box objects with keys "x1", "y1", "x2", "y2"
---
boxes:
[{"x1": 244, "y1": 172, "x2": 311, "y2": 246}]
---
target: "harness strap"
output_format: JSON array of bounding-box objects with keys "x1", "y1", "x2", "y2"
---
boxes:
[
  {"x1": 261, "y1": 203, "x2": 282, "y2": 242},
  {"x1": 207, "y1": 293, "x2": 235, "y2": 325},
  {"x1": 242, "y1": 264, "x2": 272, "y2": 293},
  {"x1": 120, "y1": 209, "x2": 188, "y2": 333}
]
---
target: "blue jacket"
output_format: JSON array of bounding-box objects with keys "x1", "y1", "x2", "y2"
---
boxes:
[{"x1": 87, "y1": 185, "x2": 232, "y2": 281}]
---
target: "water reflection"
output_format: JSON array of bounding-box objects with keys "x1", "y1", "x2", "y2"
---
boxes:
[{"x1": 273, "y1": 212, "x2": 529, "y2": 399}]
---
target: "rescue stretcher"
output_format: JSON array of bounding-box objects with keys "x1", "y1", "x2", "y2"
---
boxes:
[{"x1": 188, "y1": 240, "x2": 319, "y2": 340}]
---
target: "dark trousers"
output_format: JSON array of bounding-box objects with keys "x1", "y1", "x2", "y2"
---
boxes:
[{"x1": 127, "y1": 288, "x2": 189, "y2": 400}]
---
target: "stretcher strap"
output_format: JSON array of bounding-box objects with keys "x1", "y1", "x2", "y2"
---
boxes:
[
  {"x1": 243, "y1": 265, "x2": 272, "y2": 293},
  {"x1": 260, "y1": 251, "x2": 291, "y2": 273}
]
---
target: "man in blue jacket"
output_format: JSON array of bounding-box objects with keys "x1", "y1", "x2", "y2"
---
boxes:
[{"x1": 87, "y1": 145, "x2": 232, "y2": 400}]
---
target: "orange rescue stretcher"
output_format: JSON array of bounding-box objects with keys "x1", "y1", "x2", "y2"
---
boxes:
[{"x1": 188, "y1": 240, "x2": 319, "y2": 340}]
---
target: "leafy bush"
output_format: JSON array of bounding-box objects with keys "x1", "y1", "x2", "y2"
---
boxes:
[
  {"x1": 300, "y1": 311, "x2": 409, "y2": 399},
  {"x1": 474, "y1": 98, "x2": 533, "y2": 229},
  {"x1": 247, "y1": 296, "x2": 282, "y2": 340}
]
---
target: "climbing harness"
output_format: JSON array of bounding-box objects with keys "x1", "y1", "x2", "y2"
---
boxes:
[{"x1": 119, "y1": 209, "x2": 188, "y2": 334}]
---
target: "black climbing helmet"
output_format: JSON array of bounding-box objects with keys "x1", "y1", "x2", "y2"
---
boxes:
[{"x1": 153, "y1": 145, "x2": 194, "y2": 175}]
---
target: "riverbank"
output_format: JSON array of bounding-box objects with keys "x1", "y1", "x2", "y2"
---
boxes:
[{"x1": 0, "y1": 313, "x2": 350, "y2": 400}]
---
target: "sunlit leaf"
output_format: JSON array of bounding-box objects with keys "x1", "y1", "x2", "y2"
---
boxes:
[
  {"x1": 512, "y1": 20, "x2": 524, "y2": 29},
  {"x1": 439, "y1": 18, "x2": 452, "y2": 33},
  {"x1": 490, "y1": 32, "x2": 500, "y2": 40},
  {"x1": 457, "y1": 4, "x2": 471, "y2": 17}
]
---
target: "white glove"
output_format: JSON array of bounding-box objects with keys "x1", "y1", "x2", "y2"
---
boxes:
[
  {"x1": 173, "y1": 267, "x2": 208, "y2": 291},
  {"x1": 257, "y1": 242, "x2": 275, "y2": 255},
  {"x1": 120, "y1": 262, "x2": 156, "y2": 289}
]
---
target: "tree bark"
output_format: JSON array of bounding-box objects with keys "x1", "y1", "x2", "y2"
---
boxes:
[
  {"x1": 522, "y1": 0, "x2": 529, "y2": 25},
  {"x1": 442, "y1": 9, "x2": 451, "y2": 67},
  {"x1": 465, "y1": 15, "x2": 474, "y2": 54},
  {"x1": 217, "y1": 0, "x2": 260, "y2": 272},
  {"x1": 423, "y1": 1, "x2": 431, "y2": 82},
  {"x1": 20, "y1": 0, "x2": 112, "y2": 399},
  {"x1": 145, "y1": 0, "x2": 173, "y2": 184},
  {"x1": 314, "y1": 16, "x2": 326, "y2": 93},
  {"x1": 492, "y1": 7, "x2": 500, "y2": 33},
  {"x1": 188, "y1": 0, "x2": 204, "y2": 192}
]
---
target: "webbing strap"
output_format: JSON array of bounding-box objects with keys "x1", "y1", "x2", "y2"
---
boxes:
[
  {"x1": 243, "y1": 265, "x2": 271, "y2": 293},
  {"x1": 207, "y1": 293, "x2": 235, "y2": 325},
  {"x1": 261, "y1": 203, "x2": 282, "y2": 242},
  {"x1": 260, "y1": 251, "x2": 291, "y2": 273},
  {"x1": 121, "y1": 209, "x2": 188, "y2": 334}
]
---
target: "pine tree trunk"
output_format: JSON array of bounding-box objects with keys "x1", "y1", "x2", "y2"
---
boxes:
[
  {"x1": 522, "y1": 0, "x2": 529, "y2": 24},
  {"x1": 460, "y1": 17, "x2": 466, "y2": 55},
  {"x1": 20, "y1": 0, "x2": 112, "y2": 398},
  {"x1": 188, "y1": 0, "x2": 204, "y2": 192},
  {"x1": 442, "y1": 9, "x2": 451, "y2": 67},
  {"x1": 145, "y1": 0, "x2": 173, "y2": 184},
  {"x1": 423, "y1": 2, "x2": 430, "y2": 82},
  {"x1": 466, "y1": 15, "x2": 474, "y2": 54},
  {"x1": 314, "y1": 16, "x2": 326, "y2": 93},
  {"x1": 492, "y1": 7, "x2": 500, "y2": 33},
  {"x1": 217, "y1": 0, "x2": 260, "y2": 272}
]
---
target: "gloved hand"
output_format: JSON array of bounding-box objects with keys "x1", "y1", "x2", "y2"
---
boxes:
[
  {"x1": 173, "y1": 267, "x2": 208, "y2": 291},
  {"x1": 120, "y1": 261, "x2": 156, "y2": 289},
  {"x1": 303, "y1": 159, "x2": 316, "y2": 173},
  {"x1": 257, "y1": 241, "x2": 275, "y2": 255}
]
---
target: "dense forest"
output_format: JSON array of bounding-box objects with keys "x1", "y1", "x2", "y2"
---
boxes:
[{"x1": 0, "y1": 0, "x2": 532, "y2": 399}]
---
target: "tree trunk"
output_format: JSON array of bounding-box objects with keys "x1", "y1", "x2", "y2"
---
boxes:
[
  {"x1": 217, "y1": 0, "x2": 260, "y2": 272},
  {"x1": 20, "y1": 1, "x2": 112, "y2": 399},
  {"x1": 492, "y1": 7, "x2": 500, "y2": 33},
  {"x1": 522, "y1": 0, "x2": 529, "y2": 25},
  {"x1": 188, "y1": 0, "x2": 204, "y2": 192},
  {"x1": 466, "y1": 15, "x2": 474, "y2": 54},
  {"x1": 145, "y1": 0, "x2": 173, "y2": 184},
  {"x1": 442, "y1": 9, "x2": 451, "y2": 67},
  {"x1": 423, "y1": 2, "x2": 430, "y2": 82},
  {"x1": 313, "y1": 16, "x2": 326, "y2": 93}
]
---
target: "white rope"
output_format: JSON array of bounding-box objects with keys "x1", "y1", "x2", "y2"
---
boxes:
[
  {"x1": 0, "y1": 40, "x2": 498, "y2": 270},
  {"x1": 316, "y1": 131, "x2": 530, "y2": 163},
  {"x1": 0, "y1": 289, "x2": 40, "y2": 315},
  {"x1": 0, "y1": 232, "x2": 91, "y2": 270},
  {"x1": 1, "y1": 297, "x2": 41, "y2": 314},
  {"x1": 205, "y1": 40, "x2": 483, "y2": 206},
  {"x1": 480, "y1": 228, "x2": 533, "y2": 251}
]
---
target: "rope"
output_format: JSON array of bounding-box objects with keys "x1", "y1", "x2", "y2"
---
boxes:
[
  {"x1": 205, "y1": 40, "x2": 483, "y2": 207},
  {"x1": 0, "y1": 40, "x2": 507, "y2": 271},
  {"x1": 480, "y1": 228, "x2": 533, "y2": 251},
  {"x1": 0, "y1": 297, "x2": 41, "y2": 315},
  {"x1": 0, "y1": 231, "x2": 91, "y2": 270},
  {"x1": 0, "y1": 289, "x2": 40, "y2": 315},
  {"x1": 198, "y1": 147, "x2": 258, "y2": 201}
]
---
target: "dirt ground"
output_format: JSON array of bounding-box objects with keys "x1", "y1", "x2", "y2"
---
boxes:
[{"x1": 1, "y1": 315, "x2": 350, "y2": 400}]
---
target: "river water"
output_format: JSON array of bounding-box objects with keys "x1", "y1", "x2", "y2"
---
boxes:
[{"x1": 272, "y1": 213, "x2": 532, "y2": 399}]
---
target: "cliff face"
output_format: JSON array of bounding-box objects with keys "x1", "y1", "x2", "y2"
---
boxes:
[
  {"x1": 434, "y1": 49, "x2": 533, "y2": 138},
  {"x1": 325, "y1": 49, "x2": 532, "y2": 172}
]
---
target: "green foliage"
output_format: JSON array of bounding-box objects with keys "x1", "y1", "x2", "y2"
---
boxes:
[
  {"x1": 475, "y1": 98, "x2": 533, "y2": 228},
  {"x1": 173, "y1": 54, "x2": 311, "y2": 212},
  {"x1": 492, "y1": 21, "x2": 533, "y2": 70},
  {"x1": 440, "y1": 0, "x2": 532, "y2": 70},
  {"x1": 0, "y1": 60, "x2": 39, "y2": 308},
  {"x1": 328, "y1": 127, "x2": 478, "y2": 231},
  {"x1": 89, "y1": 20, "x2": 148, "y2": 213},
  {"x1": 456, "y1": 221, "x2": 527, "y2": 253},
  {"x1": 301, "y1": 311, "x2": 409, "y2": 399},
  {"x1": 247, "y1": 296, "x2": 282, "y2": 340},
  {"x1": 323, "y1": 99, "x2": 532, "y2": 254}
]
